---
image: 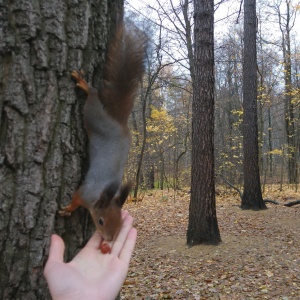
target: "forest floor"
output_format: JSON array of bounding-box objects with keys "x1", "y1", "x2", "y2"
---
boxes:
[{"x1": 121, "y1": 185, "x2": 300, "y2": 300}]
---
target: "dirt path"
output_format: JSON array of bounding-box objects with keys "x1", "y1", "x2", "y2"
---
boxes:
[{"x1": 122, "y1": 190, "x2": 300, "y2": 299}]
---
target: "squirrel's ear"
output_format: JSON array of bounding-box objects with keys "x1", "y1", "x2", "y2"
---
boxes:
[
  {"x1": 96, "y1": 181, "x2": 119, "y2": 209},
  {"x1": 117, "y1": 182, "x2": 132, "y2": 208}
]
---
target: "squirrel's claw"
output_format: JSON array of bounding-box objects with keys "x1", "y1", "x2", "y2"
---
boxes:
[
  {"x1": 71, "y1": 70, "x2": 81, "y2": 80},
  {"x1": 58, "y1": 207, "x2": 72, "y2": 217},
  {"x1": 71, "y1": 70, "x2": 89, "y2": 94}
]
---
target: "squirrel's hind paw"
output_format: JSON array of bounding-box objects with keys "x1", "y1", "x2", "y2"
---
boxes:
[{"x1": 71, "y1": 70, "x2": 89, "y2": 94}]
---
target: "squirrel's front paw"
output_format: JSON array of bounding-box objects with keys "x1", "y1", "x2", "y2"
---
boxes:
[
  {"x1": 58, "y1": 206, "x2": 72, "y2": 217},
  {"x1": 71, "y1": 70, "x2": 83, "y2": 81}
]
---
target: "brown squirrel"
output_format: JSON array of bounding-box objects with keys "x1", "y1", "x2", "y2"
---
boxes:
[{"x1": 59, "y1": 24, "x2": 146, "y2": 241}]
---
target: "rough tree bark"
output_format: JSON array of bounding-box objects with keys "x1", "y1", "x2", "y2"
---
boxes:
[
  {"x1": 0, "y1": 0, "x2": 123, "y2": 298},
  {"x1": 187, "y1": 0, "x2": 221, "y2": 246},
  {"x1": 241, "y1": 0, "x2": 267, "y2": 210}
]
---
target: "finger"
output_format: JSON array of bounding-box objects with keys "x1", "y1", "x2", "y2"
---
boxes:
[
  {"x1": 85, "y1": 231, "x2": 103, "y2": 250},
  {"x1": 121, "y1": 210, "x2": 129, "y2": 219},
  {"x1": 47, "y1": 234, "x2": 65, "y2": 263},
  {"x1": 119, "y1": 227, "x2": 137, "y2": 265},
  {"x1": 111, "y1": 214, "x2": 134, "y2": 256}
]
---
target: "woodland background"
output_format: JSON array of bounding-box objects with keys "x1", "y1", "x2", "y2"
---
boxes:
[
  {"x1": 0, "y1": 0, "x2": 300, "y2": 299},
  {"x1": 124, "y1": 0, "x2": 300, "y2": 196}
]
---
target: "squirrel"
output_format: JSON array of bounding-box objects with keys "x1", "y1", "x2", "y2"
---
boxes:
[{"x1": 59, "y1": 23, "x2": 146, "y2": 242}]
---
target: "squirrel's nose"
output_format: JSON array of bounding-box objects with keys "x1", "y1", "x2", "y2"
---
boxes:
[{"x1": 103, "y1": 234, "x2": 113, "y2": 242}]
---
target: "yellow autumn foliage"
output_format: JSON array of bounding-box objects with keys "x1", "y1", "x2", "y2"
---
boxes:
[{"x1": 147, "y1": 106, "x2": 176, "y2": 135}]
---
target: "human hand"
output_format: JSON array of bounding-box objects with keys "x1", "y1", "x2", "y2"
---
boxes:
[{"x1": 44, "y1": 211, "x2": 137, "y2": 300}]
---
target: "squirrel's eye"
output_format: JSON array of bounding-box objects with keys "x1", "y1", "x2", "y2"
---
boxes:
[{"x1": 98, "y1": 218, "x2": 104, "y2": 226}]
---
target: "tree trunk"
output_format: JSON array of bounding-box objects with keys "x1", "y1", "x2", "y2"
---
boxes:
[
  {"x1": 241, "y1": 0, "x2": 267, "y2": 210},
  {"x1": 133, "y1": 48, "x2": 163, "y2": 197},
  {"x1": 145, "y1": 162, "x2": 155, "y2": 189},
  {"x1": 280, "y1": 0, "x2": 297, "y2": 185},
  {"x1": 159, "y1": 152, "x2": 164, "y2": 190},
  {"x1": 187, "y1": 0, "x2": 221, "y2": 246},
  {"x1": 0, "y1": 0, "x2": 123, "y2": 299},
  {"x1": 182, "y1": 0, "x2": 195, "y2": 83},
  {"x1": 267, "y1": 107, "x2": 273, "y2": 179},
  {"x1": 133, "y1": 84, "x2": 147, "y2": 198}
]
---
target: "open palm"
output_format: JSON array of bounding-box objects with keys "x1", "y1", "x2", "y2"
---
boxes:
[{"x1": 44, "y1": 211, "x2": 136, "y2": 300}]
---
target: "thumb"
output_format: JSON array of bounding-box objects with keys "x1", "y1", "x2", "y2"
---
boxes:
[
  {"x1": 44, "y1": 234, "x2": 65, "y2": 279},
  {"x1": 48, "y1": 234, "x2": 65, "y2": 263}
]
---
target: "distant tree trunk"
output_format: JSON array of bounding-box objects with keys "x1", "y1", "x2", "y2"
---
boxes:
[
  {"x1": 159, "y1": 152, "x2": 165, "y2": 190},
  {"x1": 226, "y1": 59, "x2": 236, "y2": 183},
  {"x1": 146, "y1": 163, "x2": 155, "y2": 189},
  {"x1": 133, "y1": 40, "x2": 164, "y2": 197},
  {"x1": 241, "y1": 0, "x2": 267, "y2": 210},
  {"x1": 142, "y1": 142, "x2": 155, "y2": 189},
  {"x1": 182, "y1": 0, "x2": 195, "y2": 83},
  {"x1": 187, "y1": 0, "x2": 221, "y2": 246},
  {"x1": 174, "y1": 131, "x2": 189, "y2": 191},
  {"x1": 267, "y1": 107, "x2": 273, "y2": 179},
  {"x1": 0, "y1": 0, "x2": 123, "y2": 299},
  {"x1": 133, "y1": 85, "x2": 148, "y2": 198},
  {"x1": 279, "y1": 0, "x2": 297, "y2": 184}
]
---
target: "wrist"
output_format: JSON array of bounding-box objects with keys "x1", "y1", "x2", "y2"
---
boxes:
[{"x1": 52, "y1": 291, "x2": 107, "y2": 300}]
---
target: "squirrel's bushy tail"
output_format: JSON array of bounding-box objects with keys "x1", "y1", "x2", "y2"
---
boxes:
[{"x1": 101, "y1": 23, "x2": 147, "y2": 126}]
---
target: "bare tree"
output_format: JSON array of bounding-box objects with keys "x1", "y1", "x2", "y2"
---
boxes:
[
  {"x1": 132, "y1": 17, "x2": 166, "y2": 198},
  {"x1": 276, "y1": 0, "x2": 298, "y2": 184},
  {"x1": 215, "y1": 30, "x2": 244, "y2": 185}
]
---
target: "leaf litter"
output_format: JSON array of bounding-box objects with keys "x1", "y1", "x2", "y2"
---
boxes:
[{"x1": 121, "y1": 188, "x2": 300, "y2": 299}]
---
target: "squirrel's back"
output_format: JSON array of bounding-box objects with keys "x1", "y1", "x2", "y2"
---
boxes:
[{"x1": 100, "y1": 24, "x2": 147, "y2": 126}]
